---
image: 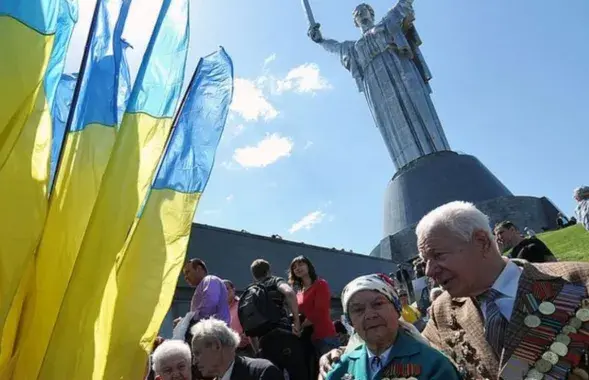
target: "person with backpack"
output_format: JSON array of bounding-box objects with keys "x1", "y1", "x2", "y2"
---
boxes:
[{"x1": 239, "y1": 259, "x2": 309, "y2": 380}]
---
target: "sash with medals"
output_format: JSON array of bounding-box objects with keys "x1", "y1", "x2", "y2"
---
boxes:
[
  {"x1": 380, "y1": 363, "x2": 422, "y2": 380},
  {"x1": 501, "y1": 282, "x2": 589, "y2": 380}
]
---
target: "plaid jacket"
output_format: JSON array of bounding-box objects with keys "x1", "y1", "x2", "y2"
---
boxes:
[{"x1": 422, "y1": 260, "x2": 589, "y2": 379}]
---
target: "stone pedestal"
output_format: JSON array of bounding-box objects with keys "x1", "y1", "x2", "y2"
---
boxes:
[{"x1": 371, "y1": 151, "x2": 561, "y2": 262}]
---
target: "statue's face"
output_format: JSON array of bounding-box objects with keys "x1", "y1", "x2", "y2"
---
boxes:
[{"x1": 353, "y1": 4, "x2": 375, "y2": 29}]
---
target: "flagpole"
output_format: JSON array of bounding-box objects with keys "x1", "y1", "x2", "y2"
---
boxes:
[{"x1": 49, "y1": 0, "x2": 102, "y2": 202}]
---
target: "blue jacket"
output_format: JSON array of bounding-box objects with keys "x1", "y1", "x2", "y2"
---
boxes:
[{"x1": 326, "y1": 330, "x2": 461, "y2": 380}]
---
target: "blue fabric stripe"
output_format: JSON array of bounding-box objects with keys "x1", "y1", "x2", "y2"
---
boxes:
[
  {"x1": 0, "y1": 0, "x2": 60, "y2": 34},
  {"x1": 69, "y1": 0, "x2": 131, "y2": 132},
  {"x1": 49, "y1": 73, "x2": 76, "y2": 189},
  {"x1": 49, "y1": 0, "x2": 131, "y2": 189},
  {"x1": 125, "y1": 0, "x2": 189, "y2": 118},
  {"x1": 153, "y1": 48, "x2": 234, "y2": 193},
  {"x1": 44, "y1": 0, "x2": 78, "y2": 111}
]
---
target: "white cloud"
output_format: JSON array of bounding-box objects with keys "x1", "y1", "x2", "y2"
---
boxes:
[
  {"x1": 230, "y1": 78, "x2": 278, "y2": 122},
  {"x1": 303, "y1": 140, "x2": 314, "y2": 150},
  {"x1": 263, "y1": 53, "x2": 277, "y2": 67},
  {"x1": 276, "y1": 63, "x2": 331, "y2": 94},
  {"x1": 289, "y1": 211, "x2": 326, "y2": 234},
  {"x1": 226, "y1": 194, "x2": 234, "y2": 202},
  {"x1": 233, "y1": 134, "x2": 293, "y2": 168}
]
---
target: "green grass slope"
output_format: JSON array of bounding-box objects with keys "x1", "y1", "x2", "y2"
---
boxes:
[{"x1": 538, "y1": 225, "x2": 589, "y2": 262}]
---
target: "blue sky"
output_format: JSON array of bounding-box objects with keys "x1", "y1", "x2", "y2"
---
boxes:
[{"x1": 67, "y1": 0, "x2": 589, "y2": 254}]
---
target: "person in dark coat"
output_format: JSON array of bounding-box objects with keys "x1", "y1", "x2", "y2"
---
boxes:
[
  {"x1": 494, "y1": 220, "x2": 557, "y2": 262},
  {"x1": 191, "y1": 317, "x2": 284, "y2": 380}
]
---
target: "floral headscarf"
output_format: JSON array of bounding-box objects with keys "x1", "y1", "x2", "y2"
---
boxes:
[{"x1": 341, "y1": 273, "x2": 401, "y2": 315}]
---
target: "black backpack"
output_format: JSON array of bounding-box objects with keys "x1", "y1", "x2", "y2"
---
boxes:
[{"x1": 238, "y1": 281, "x2": 283, "y2": 337}]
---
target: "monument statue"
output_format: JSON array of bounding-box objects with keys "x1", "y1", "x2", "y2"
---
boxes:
[{"x1": 305, "y1": 0, "x2": 450, "y2": 169}]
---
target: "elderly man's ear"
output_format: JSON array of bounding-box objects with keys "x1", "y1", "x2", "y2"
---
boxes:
[{"x1": 473, "y1": 230, "x2": 493, "y2": 254}]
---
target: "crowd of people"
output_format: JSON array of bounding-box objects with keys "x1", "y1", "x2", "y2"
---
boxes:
[{"x1": 146, "y1": 191, "x2": 589, "y2": 380}]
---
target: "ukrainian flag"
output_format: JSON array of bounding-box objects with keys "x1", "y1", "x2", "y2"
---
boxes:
[
  {"x1": 102, "y1": 47, "x2": 234, "y2": 379},
  {"x1": 35, "y1": 0, "x2": 189, "y2": 377},
  {"x1": 10, "y1": 0, "x2": 132, "y2": 378},
  {"x1": 0, "y1": 0, "x2": 76, "y2": 348}
]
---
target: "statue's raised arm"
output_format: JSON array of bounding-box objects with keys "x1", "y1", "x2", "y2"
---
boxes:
[{"x1": 308, "y1": 24, "x2": 344, "y2": 56}]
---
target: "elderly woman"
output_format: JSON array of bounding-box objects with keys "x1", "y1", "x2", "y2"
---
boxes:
[
  {"x1": 574, "y1": 186, "x2": 589, "y2": 231},
  {"x1": 191, "y1": 317, "x2": 284, "y2": 380},
  {"x1": 151, "y1": 340, "x2": 192, "y2": 380},
  {"x1": 325, "y1": 274, "x2": 460, "y2": 380}
]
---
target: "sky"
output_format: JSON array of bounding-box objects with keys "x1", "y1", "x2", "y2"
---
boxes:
[{"x1": 66, "y1": 0, "x2": 589, "y2": 255}]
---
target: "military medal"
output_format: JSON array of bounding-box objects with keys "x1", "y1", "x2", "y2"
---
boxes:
[
  {"x1": 550, "y1": 341, "x2": 569, "y2": 356},
  {"x1": 539, "y1": 301, "x2": 556, "y2": 315},
  {"x1": 525, "y1": 368, "x2": 544, "y2": 379},
  {"x1": 534, "y1": 358, "x2": 552, "y2": 373},
  {"x1": 525, "y1": 314, "x2": 542, "y2": 328},
  {"x1": 576, "y1": 308, "x2": 589, "y2": 322},
  {"x1": 541, "y1": 351, "x2": 559, "y2": 365},
  {"x1": 555, "y1": 334, "x2": 571, "y2": 345}
]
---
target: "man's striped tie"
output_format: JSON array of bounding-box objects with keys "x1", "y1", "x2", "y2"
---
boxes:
[{"x1": 479, "y1": 288, "x2": 509, "y2": 357}]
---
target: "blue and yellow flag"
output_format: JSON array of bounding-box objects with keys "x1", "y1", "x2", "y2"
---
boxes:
[
  {"x1": 102, "y1": 47, "x2": 234, "y2": 379},
  {"x1": 0, "y1": 0, "x2": 76, "y2": 350},
  {"x1": 10, "y1": 0, "x2": 132, "y2": 378},
  {"x1": 35, "y1": 0, "x2": 190, "y2": 377}
]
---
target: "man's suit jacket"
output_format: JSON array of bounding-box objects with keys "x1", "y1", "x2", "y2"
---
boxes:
[
  {"x1": 423, "y1": 260, "x2": 589, "y2": 379},
  {"x1": 230, "y1": 355, "x2": 284, "y2": 380}
]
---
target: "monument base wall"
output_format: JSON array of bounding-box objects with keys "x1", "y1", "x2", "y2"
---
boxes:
[
  {"x1": 384, "y1": 151, "x2": 513, "y2": 238},
  {"x1": 372, "y1": 195, "x2": 561, "y2": 262}
]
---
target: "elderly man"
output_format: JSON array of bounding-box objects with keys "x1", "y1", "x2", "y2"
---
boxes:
[
  {"x1": 321, "y1": 201, "x2": 589, "y2": 379},
  {"x1": 151, "y1": 340, "x2": 192, "y2": 380},
  {"x1": 191, "y1": 318, "x2": 284, "y2": 380},
  {"x1": 418, "y1": 201, "x2": 589, "y2": 379}
]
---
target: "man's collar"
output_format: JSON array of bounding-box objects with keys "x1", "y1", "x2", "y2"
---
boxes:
[
  {"x1": 450, "y1": 259, "x2": 561, "y2": 305},
  {"x1": 490, "y1": 260, "x2": 522, "y2": 299},
  {"x1": 219, "y1": 359, "x2": 235, "y2": 380}
]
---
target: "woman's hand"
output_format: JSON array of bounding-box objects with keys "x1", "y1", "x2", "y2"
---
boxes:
[{"x1": 319, "y1": 347, "x2": 344, "y2": 379}]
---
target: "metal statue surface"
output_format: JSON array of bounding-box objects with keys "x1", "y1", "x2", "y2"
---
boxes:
[{"x1": 306, "y1": 0, "x2": 450, "y2": 169}]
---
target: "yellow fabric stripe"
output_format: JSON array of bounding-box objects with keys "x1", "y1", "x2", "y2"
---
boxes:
[
  {"x1": 102, "y1": 189, "x2": 201, "y2": 378},
  {"x1": 0, "y1": 16, "x2": 54, "y2": 166},
  {"x1": 36, "y1": 112, "x2": 173, "y2": 379},
  {"x1": 11, "y1": 124, "x2": 116, "y2": 380},
  {"x1": 0, "y1": 87, "x2": 51, "y2": 342}
]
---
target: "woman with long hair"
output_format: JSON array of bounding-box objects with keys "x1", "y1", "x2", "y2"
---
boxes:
[{"x1": 289, "y1": 255, "x2": 339, "y2": 356}]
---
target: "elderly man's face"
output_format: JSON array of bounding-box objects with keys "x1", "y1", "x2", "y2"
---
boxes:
[
  {"x1": 192, "y1": 340, "x2": 223, "y2": 377},
  {"x1": 419, "y1": 227, "x2": 493, "y2": 298},
  {"x1": 348, "y1": 290, "x2": 399, "y2": 345},
  {"x1": 155, "y1": 354, "x2": 191, "y2": 380}
]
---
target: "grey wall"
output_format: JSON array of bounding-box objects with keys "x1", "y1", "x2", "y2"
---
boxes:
[{"x1": 183, "y1": 224, "x2": 395, "y2": 293}]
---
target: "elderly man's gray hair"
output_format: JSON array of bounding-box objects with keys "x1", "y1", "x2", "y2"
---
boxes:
[
  {"x1": 152, "y1": 339, "x2": 191, "y2": 372},
  {"x1": 416, "y1": 201, "x2": 492, "y2": 242},
  {"x1": 574, "y1": 186, "x2": 589, "y2": 200},
  {"x1": 191, "y1": 317, "x2": 240, "y2": 349}
]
